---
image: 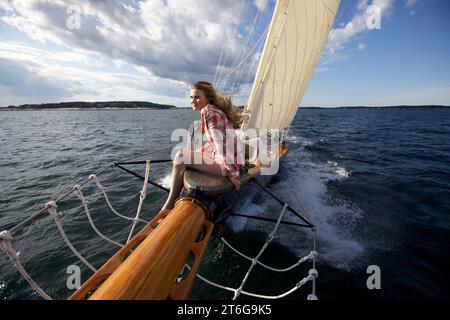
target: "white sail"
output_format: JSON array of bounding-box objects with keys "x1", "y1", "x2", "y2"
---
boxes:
[{"x1": 244, "y1": 0, "x2": 340, "y2": 131}]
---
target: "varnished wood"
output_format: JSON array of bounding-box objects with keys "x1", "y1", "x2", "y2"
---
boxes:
[
  {"x1": 68, "y1": 208, "x2": 171, "y2": 300},
  {"x1": 169, "y1": 199, "x2": 214, "y2": 299},
  {"x1": 86, "y1": 200, "x2": 207, "y2": 300}
]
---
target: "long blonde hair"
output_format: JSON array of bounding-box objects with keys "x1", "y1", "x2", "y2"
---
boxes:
[{"x1": 191, "y1": 81, "x2": 242, "y2": 128}]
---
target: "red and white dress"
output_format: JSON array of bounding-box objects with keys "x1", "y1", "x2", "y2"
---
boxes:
[{"x1": 198, "y1": 104, "x2": 243, "y2": 189}]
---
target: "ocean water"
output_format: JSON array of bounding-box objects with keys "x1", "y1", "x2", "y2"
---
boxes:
[{"x1": 0, "y1": 108, "x2": 449, "y2": 300}]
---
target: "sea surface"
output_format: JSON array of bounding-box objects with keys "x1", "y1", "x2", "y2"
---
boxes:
[{"x1": 0, "y1": 108, "x2": 449, "y2": 300}]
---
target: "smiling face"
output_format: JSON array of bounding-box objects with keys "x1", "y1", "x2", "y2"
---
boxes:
[{"x1": 190, "y1": 89, "x2": 208, "y2": 112}]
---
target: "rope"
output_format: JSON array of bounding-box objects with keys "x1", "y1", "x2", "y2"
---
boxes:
[
  {"x1": 89, "y1": 174, "x2": 148, "y2": 224},
  {"x1": 8, "y1": 163, "x2": 111, "y2": 236},
  {"x1": 218, "y1": 21, "x2": 268, "y2": 93},
  {"x1": 189, "y1": 265, "x2": 314, "y2": 299},
  {"x1": 114, "y1": 164, "x2": 169, "y2": 193},
  {"x1": 232, "y1": 203, "x2": 288, "y2": 299},
  {"x1": 230, "y1": 212, "x2": 311, "y2": 228},
  {"x1": 185, "y1": 186, "x2": 320, "y2": 300},
  {"x1": 45, "y1": 201, "x2": 97, "y2": 273},
  {"x1": 113, "y1": 159, "x2": 172, "y2": 166},
  {"x1": 235, "y1": 25, "x2": 269, "y2": 97},
  {"x1": 115, "y1": 145, "x2": 175, "y2": 164},
  {"x1": 0, "y1": 230, "x2": 52, "y2": 300},
  {"x1": 308, "y1": 228, "x2": 318, "y2": 300},
  {"x1": 72, "y1": 185, "x2": 123, "y2": 248},
  {"x1": 251, "y1": 178, "x2": 315, "y2": 228},
  {"x1": 213, "y1": 2, "x2": 244, "y2": 87},
  {"x1": 126, "y1": 160, "x2": 151, "y2": 243},
  {"x1": 227, "y1": 4, "x2": 263, "y2": 93},
  {"x1": 221, "y1": 237, "x2": 314, "y2": 272},
  {"x1": 217, "y1": 2, "x2": 267, "y2": 93}
]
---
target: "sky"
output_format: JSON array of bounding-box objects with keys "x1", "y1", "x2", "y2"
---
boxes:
[{"x1": 0, "y1": 0, "x2": 449, "y2": 108}]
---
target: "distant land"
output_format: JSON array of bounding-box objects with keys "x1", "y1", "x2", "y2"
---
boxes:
[
  {"x1": 1, "y1": 102, "x2": 448, "y2": 111},
  {"x1": 0, "y1": 101, "x2": 177, "y2": 110}
]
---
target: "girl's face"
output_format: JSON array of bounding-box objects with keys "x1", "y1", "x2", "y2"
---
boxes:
[{"x1": 190, "y1": 89, "x2": 208, "y2": 112}]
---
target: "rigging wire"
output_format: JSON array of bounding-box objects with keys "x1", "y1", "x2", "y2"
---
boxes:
[
  {"x1": 227, "y1": 4, "x2": 263, "y2": 93},
  {"x1": 216, "y1": 1, "x2": 265, "y2": 94},
  {"x1": 213, "y1": 1, "x2": 245, "y2": 87}
]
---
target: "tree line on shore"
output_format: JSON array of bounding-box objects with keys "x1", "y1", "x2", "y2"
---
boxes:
[{"x1": 3, "y1": 101, "x2": 177, "y2": 110}]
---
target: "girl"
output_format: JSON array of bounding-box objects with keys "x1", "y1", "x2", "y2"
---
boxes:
[{"x1": 161, "y1": 81, "x2": 243, "y2": 211}]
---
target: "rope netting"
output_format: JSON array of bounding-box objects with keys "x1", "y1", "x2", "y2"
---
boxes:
[
  {"x1": 183, "y1": 202, "x2": 318, "y2": 300},
  {"x1": 0, "y1": 160, "x2": 155, "y2": 300},
  {"x1": 0, "y1": 158, "x2": 318, "y2": 300}
]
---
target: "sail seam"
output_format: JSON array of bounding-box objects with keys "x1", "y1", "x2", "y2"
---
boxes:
[
  {"x1": 284, "y1": 0, "x2": 300, "y2": 131},
  {"x1": 282, "y1": 0, "x2": 310, "y2": 129},
  {"x1": 249, "y1": 0, "x2": 290, "y2": 129}
]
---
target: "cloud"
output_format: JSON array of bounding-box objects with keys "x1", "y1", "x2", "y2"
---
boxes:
[
  {"x1": 328, "y1": 0, "x2": 393, "y2": 49},
  {"x1": 319, "y1": 0, "x2": 394, "y2": 68},
  {"x1": 0, "y1": 3, "x2": 11, "y2": 13},
  {"x1": 254, "y1": 0, "x2": 270, "y2": 11},
  {"x1": 0, "y1": 41, "x2": 104, "y2": 68},
  {"x1": 404, "y1": 0, "x2": 419, "y2": 7},
  {"x1": 0, "y1": 41, "x2": 189, "y2": 107},
  {"x1": 357, "y1": 42, "x2": 367, "y2": 50},
  {"x1": 0, "y1": 0, "x2": 258, "y2": 86},
  {"x1": 0, "y1": 0, "x2": 279, "y2": 106},
  {"x1": 0, "y1": 57, "x2": 72, "y2": 106}
]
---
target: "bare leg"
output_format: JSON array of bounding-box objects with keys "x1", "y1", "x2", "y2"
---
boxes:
[{"x1": 160, "y1": 151, "x2": 223, "y2": 211}]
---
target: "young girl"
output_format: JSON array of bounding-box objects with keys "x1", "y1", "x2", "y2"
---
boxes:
[{"x1": 160, "y1": 81, "x2": 243, "y2": 211}]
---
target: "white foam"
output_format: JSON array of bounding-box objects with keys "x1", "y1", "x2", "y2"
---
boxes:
[
  {"x1": 231, "y1": 135, "x2": 364, "y2": 271},
  {"x1": 336, "y1": 167, "x2": 350, "y2": 178},
  {"x1": 158, "y1": 171, "x2": 172, "y2": 189},
  {"x1": 0, "y1": 279, "x2": 6, "y2": 290}
]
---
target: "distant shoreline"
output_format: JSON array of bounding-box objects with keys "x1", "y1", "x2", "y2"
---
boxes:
[
  {"x1": 0, "y1": 101, "x2": 178, "y2": 111},
  {"x1": 1, "y1": 104, "x2": 449, "y2": 111},
  {"x1": 0, "y1": 108, "x2": 179, "y2": 112}
]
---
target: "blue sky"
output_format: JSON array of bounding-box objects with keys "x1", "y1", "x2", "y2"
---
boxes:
[
  {"x1": 304, "y1": 0, "x2": 450, "y2": 106},
  {"x1": 0, "y1": 0, "x2": 449, "y2": 108}
]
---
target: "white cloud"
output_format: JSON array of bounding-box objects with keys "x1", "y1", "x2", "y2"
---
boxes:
[
  {"x1": 0, "y1": 0, "x2": 254, "y2": 84},
  {"x1": 405, "y1": 0, "x2": 419, "y2": 7},
  {"x1": 320, "y1": 0, "x2": 394, "y2": 68},
  {"x1": 0, "y1": 0, "x2": 274, "y2": 106},
  {"x1": 0, "y1": 41, "x2": 188, "y2": 107},
  {"x1": 254, "y1": 0, "x2": 270, "y2": 11},
  {"x1": 0, "y1": 41, "x2": 104, "y2": 68},
  {"x1": 0, "y1": 2, "x2": 12, "y2": 12},
  {"x1": 357, "y1": 43, "x2": 367, "y2": 50},
  {"x1": 328, "y1": 0, "x2": 394, "y2": 49}
]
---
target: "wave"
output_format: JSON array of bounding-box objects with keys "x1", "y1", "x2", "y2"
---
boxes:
[{"x1": 230, "y1": 135, "x2": 364, "y2": 271}]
